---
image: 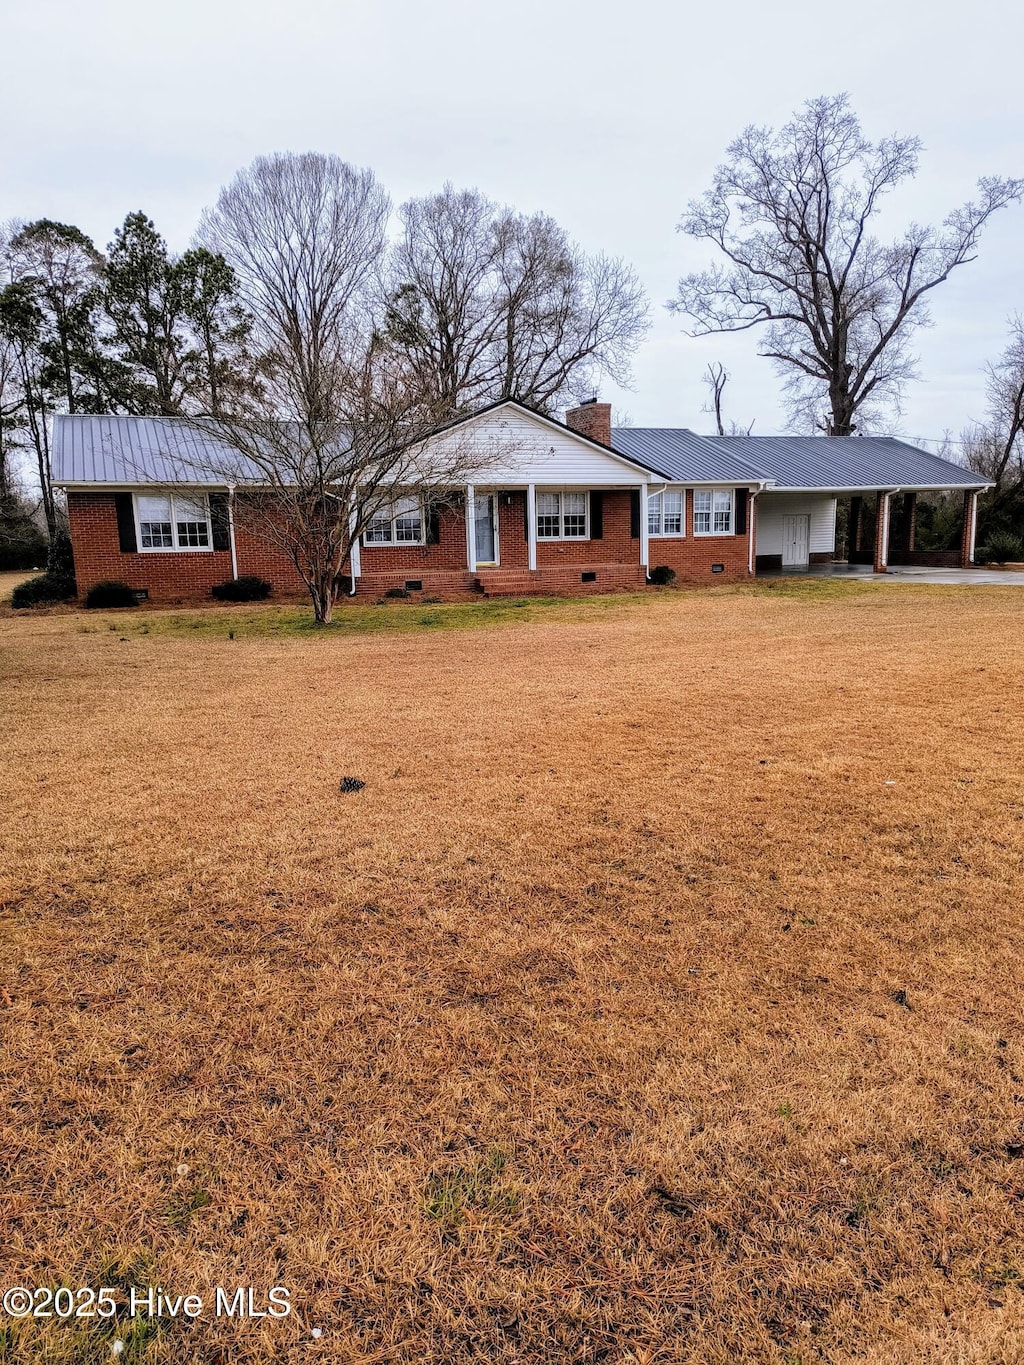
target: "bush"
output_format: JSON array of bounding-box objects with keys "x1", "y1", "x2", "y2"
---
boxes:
[
  {"x1": 211, "y1": 575, "x2": 272, "y2": 602},
  {"x1": 648, "y1": 564, "x2": 677, "y2": 586},
  {"x1": 384, "y1": 587, "x2": 410, "y2": 599},
  {"x1": 977, "y1": 530, "x2": 1024, "y2": 565},
  {"x1": 10, "y1": 573, "x2": 76, "y2": 608},
  {"x1": 84, "y1": 580, "x2": 137, "y2": 609}
]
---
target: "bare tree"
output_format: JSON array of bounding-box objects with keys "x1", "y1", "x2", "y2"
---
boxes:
[
  {"x1": 958, "y1": 318, "x2": 1024, "y2": 537},
  {"x1": 385, "y1": 185, "x2": 650, "y2": 419},
  {"x1": 670, "y1": 94, "x2": 1023, "y2": 434},
  {"x1": 192, "y1": 153, "x2": 495, "y2": 624},
  {"x1": 700, "y1": 361, "x2": 754, "y2": 436}
]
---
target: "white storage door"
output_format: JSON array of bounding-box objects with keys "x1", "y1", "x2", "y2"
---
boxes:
[{"x1": 782, "y1": 515, "x2": 810, "y2": 567}]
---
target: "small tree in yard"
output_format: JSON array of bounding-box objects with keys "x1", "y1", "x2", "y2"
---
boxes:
[
  {"x1": 670, "y1": 94, "x2": 1023, "y2": 434},
  {"x1": 194, "y1": 152, "x2": 498, "y2": 624}
]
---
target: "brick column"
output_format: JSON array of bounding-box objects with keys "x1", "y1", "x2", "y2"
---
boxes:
[
  {"x1": 960, "y1": 490, "x2": 979, "y2": 567},
  {"x1": 848, "y1": 496, "x2": 863, "y2": 558},
  {"x1": 873, "y1": 491, "x2": 891, "y2": 573}
]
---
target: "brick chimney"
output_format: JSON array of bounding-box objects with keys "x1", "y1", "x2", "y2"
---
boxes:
[{"x1": 565, "y1": 398, "x2": 612, "y2": 447}]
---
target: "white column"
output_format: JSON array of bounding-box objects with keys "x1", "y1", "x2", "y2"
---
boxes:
[
  {"x1": 227, "y1": 484, "x2": 238, "y2": 580},
  {"x1": 966, "y1": 490, "x2": 979, "y2": 564},
  {"x1": 639, "y1": 482, "x2": 650, "y2": 569},
  {"x1": 526, "y1": 483, "x2": 537, "y2": 572},
  {"x1": 878, "y1": 491, "x2": 891, "y2": 571},
  {"x1": 348, "y1": 501, "x2": 361, "y2": 591},
  {"x1": 747, "y1": 489, "x2": 758, "y2": 576},
  {"x1": 466, "y1": 484, "x2": 477, "y2": 572}
]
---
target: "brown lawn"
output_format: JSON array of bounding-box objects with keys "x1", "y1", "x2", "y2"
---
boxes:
[{"x1": 2, "y1": 584, "x2": 1024, "y2": 1364}]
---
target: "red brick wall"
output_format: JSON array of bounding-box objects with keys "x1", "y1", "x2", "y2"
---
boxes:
[
  {"x1": 648, "y1": 490, "x2": 753, "y2": 582},
  {"x1": 358, "y1": 500, "x2": 468, "y2": 573},
  {"x1": 67, "y1": 485, "x2": 755, "y2": 603},
  {"x1": 67, "y1": 492, "x2": 309, "y2": 603}
]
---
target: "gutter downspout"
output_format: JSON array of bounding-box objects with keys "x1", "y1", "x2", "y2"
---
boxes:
[{"x1": 227, "y1": 484, "x2": 238, "y2": 580}]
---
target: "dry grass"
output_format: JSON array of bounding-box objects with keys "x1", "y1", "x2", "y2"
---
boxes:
[
  {"x1": 0, "y1": 569, "x2": 38, "y2": 603},
  {"x1": 2, "y1": 584, "x2": 1024, "y2": 1364}
]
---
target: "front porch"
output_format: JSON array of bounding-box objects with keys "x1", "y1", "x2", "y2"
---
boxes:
[{"x1": 352, "y1": 483, "x2": 653, "y2": 598}]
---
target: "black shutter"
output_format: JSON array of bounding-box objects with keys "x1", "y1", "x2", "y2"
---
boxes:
[
  {"x1": 209, "y1": 492, "x2": 230, "y2": 551},
  {"x1": 426, "y1": 501, "x2": 440, "y2": 544},
  {"x1": 630, "y1": 490, "x2": 640, "y2": 539},
  {"x1": 114, "y1": 493, "x2": 137, "y2": 553},
  {"x1": 523, "y1": 491, "x2": 529, "y2": 541},
  {"x1": 590, "y1": 491, "x2": 604, "y2": 539},
  {"x1": 735, "y1": 488, "x2": 748, "y2": 536}
]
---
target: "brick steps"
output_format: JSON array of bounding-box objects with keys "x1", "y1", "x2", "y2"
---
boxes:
[{"x1": 475, "y1": 565, "x2": 646, "y2": 597}]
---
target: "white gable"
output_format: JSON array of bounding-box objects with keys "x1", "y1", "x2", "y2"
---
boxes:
[{"x1": 423, "y1": 404, "x2": 652, "y2": 486}]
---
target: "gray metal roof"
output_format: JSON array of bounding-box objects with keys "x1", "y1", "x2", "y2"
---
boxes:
[
  {"x1": 612, "y1": 427, "x2": 987, "y2": 491},
  {"x1": 611, "y1": 427, "x2": 764, "y2": 483},
  {"x1": 704, "y1": 434, "x2": 988, "y2": 491},
  {"x1": 53, "y1": 412, "x2": 990, "y2": 493},
  {"x1": 52, "y1": 414, "x2": 258, "y2": 485}
]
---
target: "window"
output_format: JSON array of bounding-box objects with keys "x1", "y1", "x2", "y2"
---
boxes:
[
  {"x1": 364, "y1": 497, "x2": 423, "y2": 545},
  {"x1": 693, "y1": 489, "x2": 733, "y2": 535},
  {"x1": 137, "y1": 494, "x2": 210, "y2": 551},
  {"x1": 648, "y1": 490, "x2": 684, "y2": 536},
  {"x1": 536, "y1": 491, "x2": 588, "y2": 539}
]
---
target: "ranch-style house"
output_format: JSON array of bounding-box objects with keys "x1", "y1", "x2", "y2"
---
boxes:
[{"x1": 53, "y1": 399, "x2": 989, "y2": 603}]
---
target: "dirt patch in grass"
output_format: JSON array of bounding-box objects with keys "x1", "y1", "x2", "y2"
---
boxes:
[{"x1": 2, "y1": 585, "x2": 1024, "y2": 1362}]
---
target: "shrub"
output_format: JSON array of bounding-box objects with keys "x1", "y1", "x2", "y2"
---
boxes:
[
  {"x1": 84, "y1": 580, "x2": 137, "y2": 609},
  {"x1": 384, "y1": 587, "x2": 410, "y2": 599},
  {"x1": 648, "y1": 564, "x2": 677, "y2": 586},
  {"x1": 978, "y1": 530, "x2": 1024, "y2": 565},
  {"x1": 211, "y1": 575, "x2": 272, "y2": 602},
  {"x1": 10, "y1": 573, "x2": 76, "y2": 608}
]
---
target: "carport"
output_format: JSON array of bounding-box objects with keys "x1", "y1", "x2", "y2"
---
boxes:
[{"x1": 704, "y1": 434, "x2": 993, "y2": 574}]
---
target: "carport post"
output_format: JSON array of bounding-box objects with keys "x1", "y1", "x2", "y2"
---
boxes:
[
  {"x1": 961, "y1": 490, "x2": 979, "y2": 567},
  {"x1": 873, "y1": 491, "x2": 893, "y2": 573}
]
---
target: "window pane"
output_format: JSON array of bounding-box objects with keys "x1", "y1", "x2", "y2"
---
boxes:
[
  {"x1": 140, "y1": 521, "x2": 173, "y2": 548},
  {"x1": 648, "y1": 492, "x2": 662, "y2": 536},
  {"x1": 693, "y1": 491, "x2": 711, "y2": 512},
  {"x1": 176, "y1": 520, "x2": 209, "y2": 548},
  {"x1": 394, "y1": 509, "x2": 422, "y2": 541},
  {"x1": 562, "y1": 492, "x2": 586, "y2": 537},
  {"x1": 365, "y1": 511, "x2": 391, "y2": 543},
  {"x1": 663, "y1": 491, "x2": 682, "y2": 534},
  {"x1": 713, "y1": 491, "x2": 732, "y2": 511},
  {"x1": 713, "y1": 490, "x2": 732, "y2": 533},
  {"x1": 138, "y1": 495, "x2": 171, "y2": 521},
  {"x1": 173, "y1": 497, "x2": 208, "y2": 548},
  {"x1": 537, "y1": 492, "x2": 559, "y2": 538}
]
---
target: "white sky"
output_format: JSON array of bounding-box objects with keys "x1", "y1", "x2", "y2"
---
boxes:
[{"x1": 4, "y1": 0, "x2": 1022, "y2": 442}]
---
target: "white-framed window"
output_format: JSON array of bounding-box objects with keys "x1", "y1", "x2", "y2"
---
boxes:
[
  {"x1": 363, "y1": 496, "x2": 424, "y2": 545},
  {"x1": 136, "y1": 494, "x2": 211, "y2": 551},
  {"x1": 693, "y1": 489, "x2": 734, "y2": 536},
  {"x1": 648, "y1": 490, "x2": 685, "y2": 537},
  {"x1": 536, "y1": 490, "x2": 588, "y2": 540}
]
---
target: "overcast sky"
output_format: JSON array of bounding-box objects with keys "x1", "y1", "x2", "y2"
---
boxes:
[{"x1": 4, "y1": 0, "x2": 1022, "y2": 443}]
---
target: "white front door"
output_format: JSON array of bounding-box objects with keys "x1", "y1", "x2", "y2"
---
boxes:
[
  {"x1": 782, "y1": 514, "x2": 810, "y2": 568},
  {"x1": 474, "y1": 494, "x2": 498, "y2": 564}
]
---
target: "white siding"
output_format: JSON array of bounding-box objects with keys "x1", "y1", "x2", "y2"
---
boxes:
[
  {"x1": 424, "y1": 406, "x2": 649, "y2": 486},
  {"x1": 756, "y1": 493, "x2": 837, "y2": 556}
]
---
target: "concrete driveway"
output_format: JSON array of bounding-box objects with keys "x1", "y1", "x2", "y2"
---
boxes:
[{"x1": 767, "y1": 564, "x2": 1024, "y2": 585}]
